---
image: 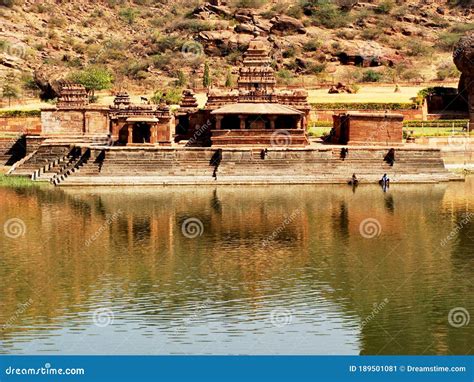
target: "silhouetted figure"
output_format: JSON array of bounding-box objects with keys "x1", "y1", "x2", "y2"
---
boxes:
[
  {"x1": 384, "y1": 148, "x2": 396, "y2": 166},
  {"x1": 340, "y1": 147, "x2": 349, "y2": 160},
  {"x1": 348, "y1": 173, "x2": 359, "y2": 186},
  {"x1": 210, "y1": 148, "x2": 222, "y2": 180},
  {"x1": 260, "y1": 148, "x2": 268, "y2": 159}
]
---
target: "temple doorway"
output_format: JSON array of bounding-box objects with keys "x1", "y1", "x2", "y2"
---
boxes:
[{"x1": 132, "y1": 122, "x2": 151, "y2": 144}]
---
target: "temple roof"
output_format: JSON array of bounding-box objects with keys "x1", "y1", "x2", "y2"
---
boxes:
[{"x1": 211, "y1": 103, "x2": 303, "y2": 115}]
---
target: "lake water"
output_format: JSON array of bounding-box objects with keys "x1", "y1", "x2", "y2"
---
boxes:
[{"x1": 0, "y1": 179, "x2": 473, "y2": 355}]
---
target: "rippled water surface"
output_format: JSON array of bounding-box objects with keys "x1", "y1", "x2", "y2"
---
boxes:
[{"x1": 0, "y1": 178, "x2": 473, "y2": 355}]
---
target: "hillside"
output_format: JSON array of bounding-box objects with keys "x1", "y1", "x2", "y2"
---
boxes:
[{"x1": 0, "y1": 0, "x2": 472, "y2": 99}]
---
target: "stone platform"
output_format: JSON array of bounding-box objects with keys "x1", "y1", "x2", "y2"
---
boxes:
[{"x1": 7, "y1": 143, "x2": 461, "y2": 186}]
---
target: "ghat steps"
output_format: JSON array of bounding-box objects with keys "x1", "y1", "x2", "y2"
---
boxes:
[{"x1": 7, "y1": 143, "x2": 459, "y2": 185}]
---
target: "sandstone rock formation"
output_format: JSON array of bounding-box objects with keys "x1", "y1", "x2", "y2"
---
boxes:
[{"x1": 454, "y1": 31, "x2": 474, "y2": 131}]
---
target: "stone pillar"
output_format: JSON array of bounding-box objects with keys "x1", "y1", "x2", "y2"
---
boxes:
[
  {"x1": 239, "y1": 115, "x2": 246, "y2": 130},
  {"x1": 128, "y1": 124, "x2": 133, "y2": 144},
  {"x1": 269, "y1": 115, "x2": 276, "y2": 130},
  {"x1": 300, "y1": 115, "x2": 306, "y2": 129},
  {"x1": 151, "y1": 123, "x2": 157, "y2": 144},
  {"x1": 215, "y1": 115, "x2": 223, "y2": 130}
]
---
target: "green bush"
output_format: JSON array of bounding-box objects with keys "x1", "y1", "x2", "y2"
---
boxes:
[
  {"x1": 119, "y1": 7, "x2": 139, "y2": 25},
  {"x1": 311, "y1": 102, "x2": 417, "y2": 110},
  {"x1": 0, "y1": 109, "x2": 40, "y2": 117},
  {"x1": 374, "y1": 0, "x2": 395, "y2": 14},
  {"x1": 151, "y1": 87, "x2": 182, "y2": 105},
  {"x1": 361, "y1": 70, "x2": 382, "y2": 82}
]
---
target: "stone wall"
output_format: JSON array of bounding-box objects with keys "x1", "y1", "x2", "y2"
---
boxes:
[
  {"x1": 0, "y1": 137, "x2": 26, "y2": 166},
  {"x1": 41, "y1": 107, "x2": 109, "y2": 135},
  {"x1": 332, "y1": 113, "x2": 403, "y2": 145},
  {"x1": 0, "y1": 116, "x2": 41, "y2": 135}
]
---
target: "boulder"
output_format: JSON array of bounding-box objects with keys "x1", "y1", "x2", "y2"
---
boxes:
[
  {"x1": 34, "y1": 66, "x2": 67, "y2": 100},
  {"x1": 454, "y1": 31, "x2": 474, "y2": 130},
  {"x1": 270, "y1": 16, "x2": 306, "y2": 35}
]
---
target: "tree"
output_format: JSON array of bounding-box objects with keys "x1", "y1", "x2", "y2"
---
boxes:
[
  {"x1": 69, "y1": 66, "x2": 113, "y2": 101},
  {"x1": 203, "y1": 62, "x2": 211, "y2": 88},
  {"x1": 224, "y1": 67, "x2": 233, "y2": 88},
  {"x1": 175, "y1": 70, "x2": 186, "y2": 87},
  {"x1": 2, "y1": 73, "x2": 20, "y2": 107}
]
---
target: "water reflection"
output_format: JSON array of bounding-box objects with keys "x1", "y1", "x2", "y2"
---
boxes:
[{"x1": 0, "y1": 179, "x2": 473, "y2": 355}]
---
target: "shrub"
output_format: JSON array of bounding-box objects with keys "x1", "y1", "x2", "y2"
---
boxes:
[
  {"x1": 436, "y1": 61, "x2": 460, "y2": 80},
  {"x1": 405, "y1": 40, "x2": 433, "y2": 57},
  {"x1": 119, "y1": 7, "x2": 139, "y2": 25},
  {"x1": 304, "y1": 0, "x2": 350, "y2": 29},
  {"x1": 232, "y1": 0, "x2": 267, "y2": 8},
  {"x1": 374, "y1": 0, "x2": 395, "y2": 14},
  {"x1": 151, "y1": 87, "x2": 182, "y2": 105},
  {"x1": 170, "y1": 19, "x2": 216, "y2": 32},
  {"x1": 361, "y1": 69, "x2": 382, "y2": 82},
  {"x1": 302, "y1": 39, "x2": 321, "y2": 52}
]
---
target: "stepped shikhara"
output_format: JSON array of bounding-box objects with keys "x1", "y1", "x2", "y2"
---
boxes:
[{"x1": 190, "y1": 34, "x2": 311, "y2": 146}]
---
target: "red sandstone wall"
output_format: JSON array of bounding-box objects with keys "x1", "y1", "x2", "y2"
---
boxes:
[
  {"x1": 0, "y1": 116, "x2": 41, "y2": 135},
  {"x1": 347, "y1": 116, "x2": 403, "y2": 145},
  {"x1": 41, "y1": 109, "x2": 109, "y2": 135}
]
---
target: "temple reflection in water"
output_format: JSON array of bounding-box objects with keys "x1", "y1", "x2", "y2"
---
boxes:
[{"x1": 0, "y1": 180, "x2": 473, "y2": 355}]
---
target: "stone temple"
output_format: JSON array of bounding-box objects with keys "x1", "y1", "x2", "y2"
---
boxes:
[{"x1": 177, "y1": 33, "x2": 311, "y2": 147}]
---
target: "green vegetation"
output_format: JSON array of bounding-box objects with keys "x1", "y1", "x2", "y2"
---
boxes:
[
  {"x1": 1, "y1": 73, "x2": 20, "y2": 107},
  {"x1": 311, "y1": 102, "x2": 417, "y2": 110},
  {"x1": 150, "y1": 87, "x2": 182, "y2": 105},
  {"x1": 203, "y1": 62, "x2": 211, "y2": 88},
  {"x1": 119, "y1": 7, "x2": 139, "y2": 25},
  {"x1": 0, "y1": 109, "x2": 40, "y2": 117},
  {"x1": 361, "y1": 70, "x2": 382, "y2": 83},
  {"x1": 68, "y1": 66, "x2": 113, "y2": 100},
  {"x1": 0, "y1": 174, "x2": 40, "y2": 188}
]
